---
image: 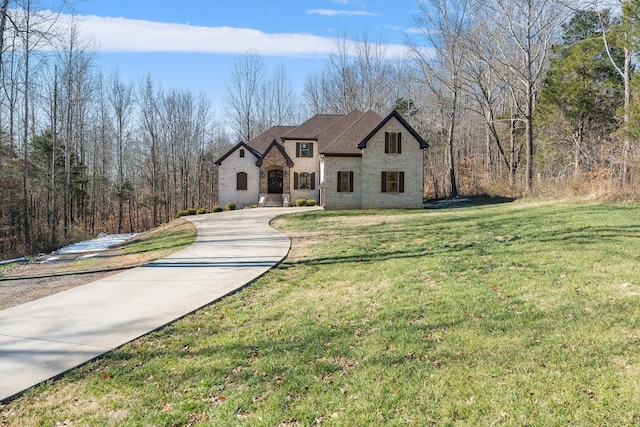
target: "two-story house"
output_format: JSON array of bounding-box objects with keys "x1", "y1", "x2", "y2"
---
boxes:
[{"x1": 214, "y1": 109, "x2": 428, "y2": 209}]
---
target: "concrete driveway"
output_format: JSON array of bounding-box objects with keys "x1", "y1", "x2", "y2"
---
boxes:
[{"x1": 0, "y1": 207, "x2": 319, "y2": 402}]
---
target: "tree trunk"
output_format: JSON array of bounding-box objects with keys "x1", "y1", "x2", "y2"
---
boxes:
[
  {"x1": 22, "y1": 13, "x2": 31, "y2": 255},
  {"x1": 622, "y1": 46, "x2": 631, "y2": 185},
  {"x1": 0, "y1": 0, "x2": 8, "y2": 164},
  {"x1": 52, "y1": 65, "x2": 59, "y2": 247},
  {"x1": 509, "y1": 114, "x2": 518, "y2": 189},
  {"x1": 447, "y1": 105, "x2": 458, "y2": 198}
]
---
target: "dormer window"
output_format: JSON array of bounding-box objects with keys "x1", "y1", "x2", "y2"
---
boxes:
[
  {"x1": 385, "y1": 132, "x2": 402, "y2": 154},
  {"x1": 296, "y1": 142, "x2": 313, "y2": 158},
  {"x1": 240, "y1": 149, "x2": 245, "y2": 158}
]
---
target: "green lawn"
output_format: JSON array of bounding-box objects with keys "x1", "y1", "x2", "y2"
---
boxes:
[{"x1": 2, "y1": 200, "x2": 640, "y2": 426}]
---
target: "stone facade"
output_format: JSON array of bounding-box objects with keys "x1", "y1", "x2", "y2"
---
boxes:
[{"x1": 258, "y1": 148, "x2": 291, "y2": 195}]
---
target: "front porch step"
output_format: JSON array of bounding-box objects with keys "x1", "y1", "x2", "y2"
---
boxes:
[{"x1": 262, "y1": 194, "x2": 283, "y2": 207}]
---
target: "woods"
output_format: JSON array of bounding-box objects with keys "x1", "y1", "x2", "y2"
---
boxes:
[
  {"x1": 0, "y1": 2, "x2": 232, "y2": 258},
  {"x1": 1, "y1": 0, "x2": 639, "y2": 259}
]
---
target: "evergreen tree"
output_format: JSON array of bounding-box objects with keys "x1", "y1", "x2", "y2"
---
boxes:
[{"x1": 537, "y1": 9, "x2": 624, "y2": 177}]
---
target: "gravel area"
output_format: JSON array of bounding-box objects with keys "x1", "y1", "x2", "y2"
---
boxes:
[
  {"x1": 0, "y1": 251, "x2": 136, "y2": 311},
  {"x1": 0, "y1": 218, "x2": 196, "y2": 311}
]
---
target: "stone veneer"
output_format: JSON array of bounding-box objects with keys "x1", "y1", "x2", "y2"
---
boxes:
[{"x1": 259, "y1": 147, "x2": 291, "y2": 195}]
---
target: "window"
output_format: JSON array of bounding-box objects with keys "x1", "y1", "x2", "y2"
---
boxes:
[
  {"x1": 236, "y1": 172, "x2": 248, "y2": 191},
  {"x1": 296, "y1": 142, "x2": 313, "y2": 158},
  {"x1": 239, "y1": 149, "x2": 245, "y2": 158},
  {"x1": 385, "y1": 132, "x2": 402, "y2": 154},
  {"x1": 294, "y1": 172, "x2": 315, "y2": 190},
  {"x1": 299, "y1": 172, "x2": 311, "y2": 190},
  {"x1": 381, "y1": 171, "x2": 405, "y2": 193},
  {"x1": 337, "y1": 171, "x2": 354, "y2": 193}
]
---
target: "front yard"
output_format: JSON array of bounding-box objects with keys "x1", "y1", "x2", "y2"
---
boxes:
[{"x1": 2, "y1": 199, "x2": 640, "y2": 426}]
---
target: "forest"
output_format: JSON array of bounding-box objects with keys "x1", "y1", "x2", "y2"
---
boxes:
[{"x1": 0, "y1": 0, "x2": 638, "y2": 259}]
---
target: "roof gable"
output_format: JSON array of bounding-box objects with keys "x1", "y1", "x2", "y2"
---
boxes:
[
  {"x1": 357, "y1": 110, "x2": 429, "y2": 150},
  {"x1": 247, "y1": 126, "x2": 296, "y2": 154},
  {"x1": 214, "y1": 141, "x2": 262, "y2": 166},
  {"x1": 255, "y1": 139, "x2": 294, "y2": 167}
]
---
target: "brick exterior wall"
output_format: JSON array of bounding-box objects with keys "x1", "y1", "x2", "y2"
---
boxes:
[
  {"x1": 218, "y1": 147, "x2": 260, "y2": 209},
  {"x1": 218, "y1": 114, "x2": 425, "y2": 210},
  {"x1": 320, "y1": 156, "x2": 362, "y2": 210},
  {"x1": 285, "y1": 140, "x2": 320, "y2": 203},
  {"x1": 360, "y1": 117, "x2": 424, "y2": 209}
]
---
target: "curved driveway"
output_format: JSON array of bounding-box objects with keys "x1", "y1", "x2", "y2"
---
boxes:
[{"x1": 0, "y1": 207, "x2": 319, "y2": 402}]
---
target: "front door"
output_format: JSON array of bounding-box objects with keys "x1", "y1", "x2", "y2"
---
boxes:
[{"x1": 268, "y1": 170, "x2": 283, "y2": 193}]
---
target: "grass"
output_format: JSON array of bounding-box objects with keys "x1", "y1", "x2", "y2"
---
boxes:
[
  {"x1": 120, "y1": 223, "x2": 197, "y2": 256},
  {"x1": 2, "y1": 200, "x2": 640, "y2": 425}
]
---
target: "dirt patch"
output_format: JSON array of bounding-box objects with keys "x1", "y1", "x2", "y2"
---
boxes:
[{"x1": 0, "y1": 219, "x2": 195, "y2": 311}]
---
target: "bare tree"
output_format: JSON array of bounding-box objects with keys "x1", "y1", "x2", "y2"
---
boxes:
[
  {"x1": 487, "y1": 0, "x2": 568, "y2": 191},
  {"x1": 224, "y1": 53, "x2": 265, "y2": 142},
  {"x1": 55, "y1": 20, "x2": 95, "y2": 236},
  {"x1": 464, "y1": 19, "x2": 522, "y2": 187},
  {"x1": 15, "y1": 0, "x2": 67, "y2": 253},
  {"x1": 108, "y1": 71, "x2": 134, "y2": 233},
  {"x1": 138, "y1": 74, "x2": 162, "y2": 226},
  {"x1": 353, "y1": 32, "x2": 399, "y2": 113},
  {"x1": 256, "y1": 65, "x2": 298, "y2": 133},
  {"x1": 306, "y1": 34, "x2": 400, "y2": 115},
  {"x1": 410, "y1": 0, "x2": 479, "y2": 198}
]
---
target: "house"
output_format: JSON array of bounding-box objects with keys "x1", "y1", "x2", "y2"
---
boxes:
[{"x1": 214, "y1": 110, "x2": 429, "y2": 210}]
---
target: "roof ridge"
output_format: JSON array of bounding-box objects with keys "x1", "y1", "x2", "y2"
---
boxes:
[{"x1": 282, "y1": 113, "x2": 346, "y2": 140}]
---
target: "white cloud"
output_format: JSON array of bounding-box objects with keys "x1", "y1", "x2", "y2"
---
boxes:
[
  {"x1": 305, "y1": 9, "x2": 377, "y2": 17},
  {"x1": 63, "y1": 14, "x2": 407, "y2": 58},
  {"x1": 70, "y1": 15, "x2": 332, "y2": 56}
]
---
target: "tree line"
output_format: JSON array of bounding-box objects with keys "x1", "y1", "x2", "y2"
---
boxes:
[{"x1": 0, "y1": 0, "x2": 638, "y2": 259}]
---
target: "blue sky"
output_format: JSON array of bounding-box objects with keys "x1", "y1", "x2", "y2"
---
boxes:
[{"x1": 66, "y1": 0, "x2": 423, "y2": 118}]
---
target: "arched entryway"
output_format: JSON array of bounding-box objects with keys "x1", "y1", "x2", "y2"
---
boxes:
[{"x1": 268, "y1": 169, "x2": 283, "y2": 193}]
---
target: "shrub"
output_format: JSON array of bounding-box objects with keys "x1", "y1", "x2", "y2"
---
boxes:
[
  {"x1": 212, "y1": 205, "x2": 223, "y2": 213},
  {"x1": 176, "y1": 208, "x2": 197, "y2": 218},
  {"x1": 225, "y1": 202, "x2": 236, "y2": 211},
  {"x1": 196, "y1": 207, "x2": 207, "y2": 215},
  {"x1": 295, "y1": 199, "x2": 318, "y2": 206}
]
